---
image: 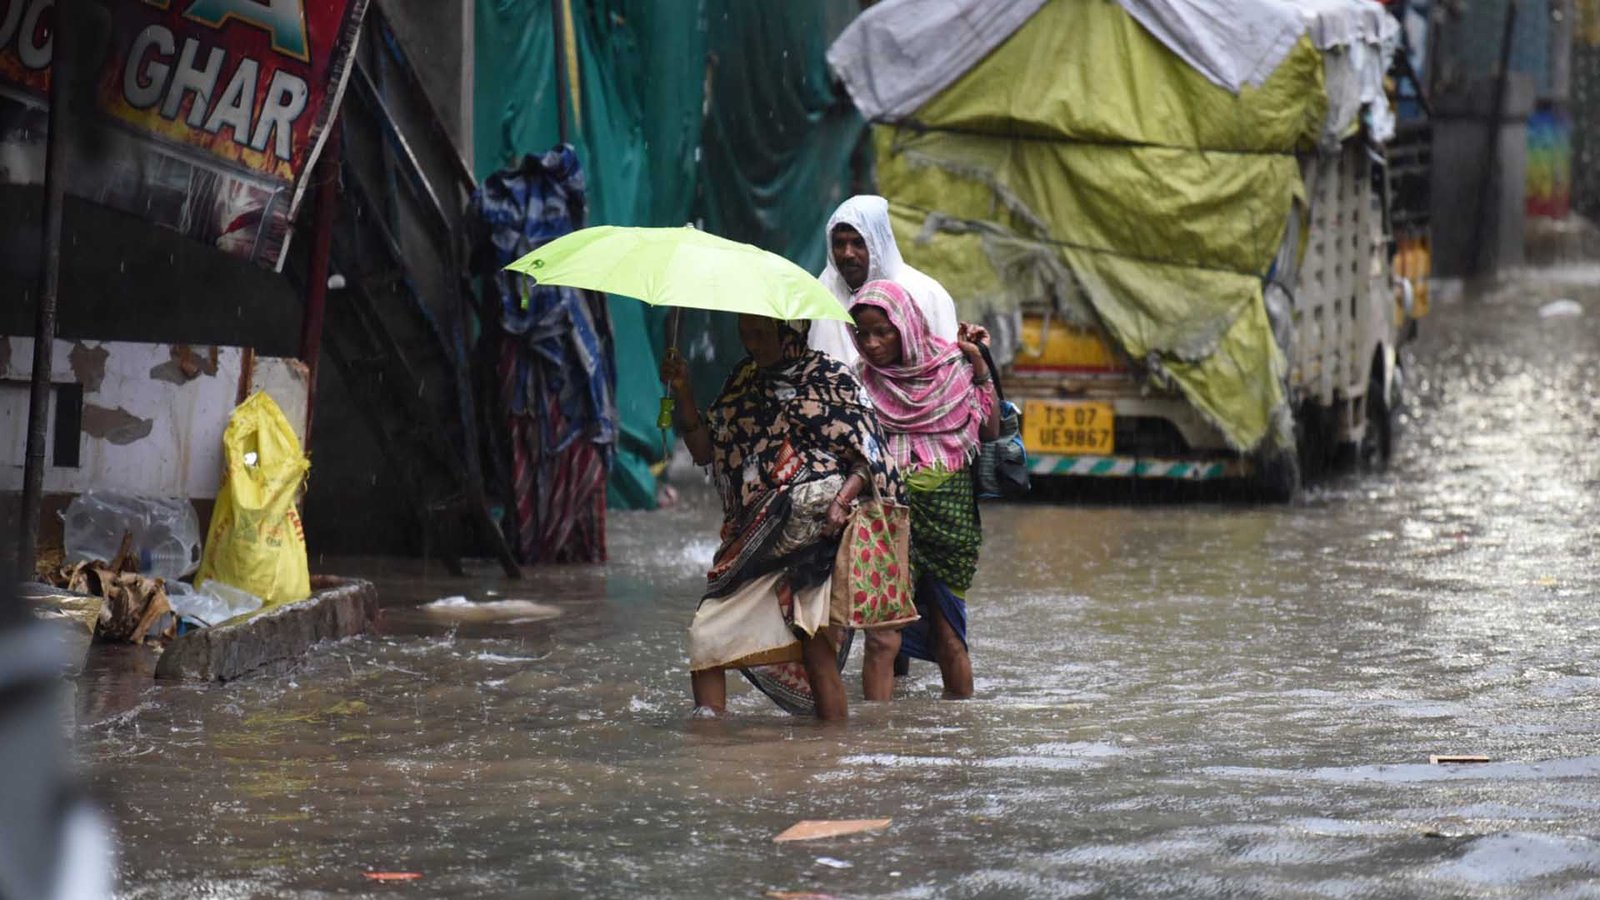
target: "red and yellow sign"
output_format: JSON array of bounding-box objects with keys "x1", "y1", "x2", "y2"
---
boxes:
[{"x1": 0, "y1": 0, "x2": 368, "y2": 267}]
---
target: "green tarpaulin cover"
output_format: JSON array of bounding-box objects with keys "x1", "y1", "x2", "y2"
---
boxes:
[
  {"x1": 871, "y1": 0, "x2": 1329, "y2": 451},
  {"x1": 475, "y1": 0, "x2": 865, "y2": 507}
]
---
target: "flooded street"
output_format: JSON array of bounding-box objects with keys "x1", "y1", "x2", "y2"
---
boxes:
[{"x1": 81, "y1": 272, "x2": 1600, "y2": 898}]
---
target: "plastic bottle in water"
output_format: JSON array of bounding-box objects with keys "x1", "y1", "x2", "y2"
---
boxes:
[
  {"x1": 62, "y1": 492, "x2": 202, "y2": 581},
  {"x1": 138, "y1": 532, "x2": 202, "y2": 583}
]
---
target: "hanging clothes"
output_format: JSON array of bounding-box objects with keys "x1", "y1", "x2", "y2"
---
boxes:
[{"x1": 469, "y1": 146, "x2": 616, "y2": 563}]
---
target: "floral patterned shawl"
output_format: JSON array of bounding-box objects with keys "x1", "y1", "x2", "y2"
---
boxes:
[{"x1": 703, "y1": 321, "x2": 900, "y2": 597}]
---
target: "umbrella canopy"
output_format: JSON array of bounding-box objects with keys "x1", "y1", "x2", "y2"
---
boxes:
[{"x1": 504, "y1": 225, "x2": 854, "y2": 323}]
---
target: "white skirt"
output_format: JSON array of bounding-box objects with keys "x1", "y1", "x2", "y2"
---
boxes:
[{"x1": 687, "y1": 570, "x2": 832, "y2": 672}]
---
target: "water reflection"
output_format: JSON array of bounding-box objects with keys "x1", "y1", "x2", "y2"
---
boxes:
[{"x1": 86, "y1": 274, "x2": 1600, "y2": 897}]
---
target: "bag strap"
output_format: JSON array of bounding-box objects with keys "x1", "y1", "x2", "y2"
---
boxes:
[
  {"x1": 976, "y1": 341, "x2": 1008, "y2": 407},
  {"x1": 860, "y1": 459, "x2": 889, "y2": 507},
  {"x1": 851, "y1": 445, "x2": 896, "y2": 510}
]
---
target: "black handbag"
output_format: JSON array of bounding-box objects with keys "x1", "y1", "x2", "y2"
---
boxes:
[{"x1": 973, "y1": 342, "x2": 1030, "y2": 499}]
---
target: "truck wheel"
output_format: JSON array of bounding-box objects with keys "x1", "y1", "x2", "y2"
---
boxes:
[
  {"x1": 1254, "y1": 447, "x2": 1300, "y2": 503},
  {"x1": 1359, "y1": 368, "x2": 1393, "y2": 469}
]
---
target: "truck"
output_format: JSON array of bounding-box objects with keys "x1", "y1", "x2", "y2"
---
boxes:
[
  {"x1": 1009, "y1": 133, "x2": 1431, "y2": 499},
  {"x1": 828, "y1": 0, "x2": 1430, "y2": 500}
]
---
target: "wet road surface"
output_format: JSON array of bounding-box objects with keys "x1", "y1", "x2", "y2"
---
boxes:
[{"x1": 80, "y1": 270, "x2": 1600, "y2": 897}]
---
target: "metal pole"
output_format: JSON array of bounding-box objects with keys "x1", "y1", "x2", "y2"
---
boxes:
[
  {"x1": 1469, "y1": 0, "x2": 1519, "y2": 277},
  {"x1": 17, "y1": 1, "x2": 78, "y2": 575},
  {"x1": 298, "y1": 121, "x2": 343, "y2": 451},
  {"x1": 550, "y1": 0, "x2": 568, "y2": 145}
]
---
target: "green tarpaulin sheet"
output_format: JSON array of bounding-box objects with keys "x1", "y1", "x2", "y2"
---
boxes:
[{"x1": 474, "y1": 0, "x2": 865, "y2": 509}]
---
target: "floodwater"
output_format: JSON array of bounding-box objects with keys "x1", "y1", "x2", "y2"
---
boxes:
[{"x1": 79, "y1": 271, "x2": 1600, "y2": 898}]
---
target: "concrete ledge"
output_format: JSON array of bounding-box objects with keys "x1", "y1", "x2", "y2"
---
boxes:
[{"x1": 155, "y1": 577, "x2": 379, "y2": 682}]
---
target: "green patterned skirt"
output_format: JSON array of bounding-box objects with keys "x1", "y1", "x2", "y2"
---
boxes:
[{"x1": 906, "y1": 466, "x2": 982, "y2": 594}]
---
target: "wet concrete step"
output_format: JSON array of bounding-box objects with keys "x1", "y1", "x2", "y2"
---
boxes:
[{"x1": 154, "y1": 577, "x2": 379, "y2": 682}]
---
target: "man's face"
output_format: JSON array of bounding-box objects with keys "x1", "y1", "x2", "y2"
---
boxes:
[{"x1": 830, "y1": 225, "x2": 870, "y2": 290}]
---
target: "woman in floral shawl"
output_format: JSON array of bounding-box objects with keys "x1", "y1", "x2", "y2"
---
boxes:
[
  {"x1": 850, "y1": 280, "x2": 998, "y2": 700},
  {"x1": 661, "y1": 314, "x2": 909, "y2": 720}
]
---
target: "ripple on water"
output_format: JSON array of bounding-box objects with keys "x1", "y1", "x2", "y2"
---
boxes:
[
  {"x1": 1431, "y1": 832, "x2": 1600, "y2": 886},
  {"x1": 1203, "y1": 756, "x2": 1600, "y2": 786},
  {"x1": 82, "y1": 272, "x2": 1600, "y2": 896}
]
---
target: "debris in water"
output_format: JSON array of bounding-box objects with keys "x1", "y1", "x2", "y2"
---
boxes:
[
  {"x1": 814, "y1": 857, "x2": 853, "y2": 869},
  {"x1": 776, "y1": 819, "x2": 892, "y2": 843},
  {"x1": 421, "y1": 597, "x2": 560, "y2": 622},
  {"x1": 474, "y1": 653, "x2": 538, "y2": 664},
  {"x1": 1538, "y1": 299, "x2": 1583, "y2": 319},
  {"x1": 766, "y1": 893, "x2": 837, "y2": 900},
  {"x1": 363, "y1": 871, "x2": 423, "y2": 881},
  {"x1": 1430, "y1": 755, "x2": 1492, "y2": 765},
  {"x1": 38, "y1": 536, "x2": 173, "y2": 643}
]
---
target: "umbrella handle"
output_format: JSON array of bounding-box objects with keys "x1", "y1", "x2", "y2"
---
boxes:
[
  {"x1": 657, "y1": 346, "x2": 681, "y2": 432},
  {"x1": 666, "y1": 307, "x2": 683, "y2": 350},
  {"x1": 658, "y1": 312, "x2": 685, "y2": 458}
]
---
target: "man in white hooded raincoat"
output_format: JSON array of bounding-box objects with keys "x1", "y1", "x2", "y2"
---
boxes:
[{"x1": 809, "y1": 195, "x2": 959, "y2": 365}]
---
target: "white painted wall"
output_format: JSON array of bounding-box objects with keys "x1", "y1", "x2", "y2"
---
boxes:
[{"x1": 0, "y1": 339, "x2": 309, "y2": 499}]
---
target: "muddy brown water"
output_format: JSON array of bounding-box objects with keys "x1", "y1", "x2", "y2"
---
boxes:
[{"x1": 80, "y1": 271, "x2": 1600, "y2": 898}]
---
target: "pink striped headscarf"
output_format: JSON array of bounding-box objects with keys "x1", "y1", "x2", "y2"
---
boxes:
[{"x1": 851, "y1": 280, "x2": 986, "y2": 471}]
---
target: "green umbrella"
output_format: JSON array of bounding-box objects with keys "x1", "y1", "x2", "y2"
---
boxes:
[
  {"x1": 504, "y1": 225, "x2": 853, "y2": 323},
  {"x1": 506, "y1": 225, "x2": 853, "y2": 454}
]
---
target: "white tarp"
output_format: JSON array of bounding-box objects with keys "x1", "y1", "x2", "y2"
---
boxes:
[
  {"x1": 1115, "y1": 0, "x2": 1397, "y2": 89},
  {"x1": 1300, "y1": 0, "x2": 1402, "y2": 144},
  {"x1": 1113, "y1": 0, "x2": 1306, "y2": 93},
  {"x1": 825, "y1": 0, "x2": 1046, "y2": 121},
  {"x1": 1115, "y1": 0, "x2": 1400, "y2": 141},
  {"x1": 828, "y1": 0, "x2": 1400, "y2": 144}
]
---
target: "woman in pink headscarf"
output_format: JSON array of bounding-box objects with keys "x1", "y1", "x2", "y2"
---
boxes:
[{"x1": 850, "y1": 279, "x2": 999, "y2": 700}]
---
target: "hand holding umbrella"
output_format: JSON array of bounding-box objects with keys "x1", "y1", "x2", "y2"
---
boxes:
[
  {"x1": 658, "y1": 349, "x2": 710, "y2": 465},
  {"x1": 654, "y1": 306, "x2": 685, "y2": 458}
]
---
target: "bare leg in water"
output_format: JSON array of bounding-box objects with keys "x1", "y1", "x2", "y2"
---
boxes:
[
  {"x1": 692, "y1": 636, "x2": 846, "y2": 720},
  {"x1": 931, "y1": 604, "x2": 973, "y2": 699},
  {"x1": 691, "y1": 667, "x2": 727, "y2": 715},
  {"x1": 862, "y1": 629, "x2": 901, "y2": 701},
  {"x1": 801, "y1": 631, "x2": 848, "y2": 720}
]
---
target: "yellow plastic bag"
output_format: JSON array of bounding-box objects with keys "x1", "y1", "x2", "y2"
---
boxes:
[{"x1": 197, "y1": 392, "x2": 311, "y2": 606}]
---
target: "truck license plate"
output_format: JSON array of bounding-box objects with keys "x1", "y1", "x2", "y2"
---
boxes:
[{"x1": 1022, "y1": 401, "x2": 1115, "y2": 454}]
